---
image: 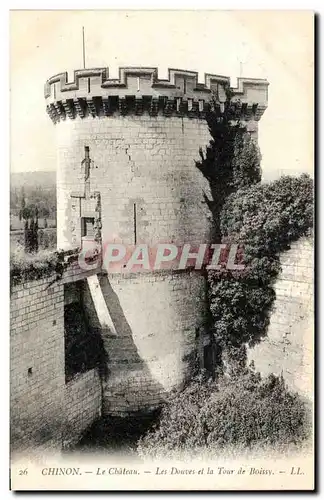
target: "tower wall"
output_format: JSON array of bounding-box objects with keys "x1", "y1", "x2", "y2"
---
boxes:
[
  {"x1": 45, "y1": 66, "x2": 268, "y2": 415},
  {"x1": 99, "y1": 271, "x2": 207, "y2": 415},
  {"x1": 55, "y1": 114, "x2": 212, "y2": 414}
]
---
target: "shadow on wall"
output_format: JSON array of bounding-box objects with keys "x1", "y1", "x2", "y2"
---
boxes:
[
  {"x1": 84, "y1": 274, "x2": 168, "y2": 416},
  {"x1": 64, "y1": 298, "x2": 110, "y2": 383}
]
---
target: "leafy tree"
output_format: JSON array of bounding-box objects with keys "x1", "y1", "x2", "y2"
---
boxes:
[
  {"x1": 18, "y1": 187, "x2": 26, "y2": 221},
  {"x1": 13, "y1": 184, "x2": 56, "y2": 221}
]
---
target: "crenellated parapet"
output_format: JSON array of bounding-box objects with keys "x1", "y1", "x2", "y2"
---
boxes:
[{"x1": 45, "y1": 66, "x2": 268, "y2": 124}]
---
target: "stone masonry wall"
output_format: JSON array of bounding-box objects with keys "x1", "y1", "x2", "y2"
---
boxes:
[
  {"x1": 53, "y1": 113, "x2": 213, "y2": 407},
  {"x1": 10, "y1": 276, "x2": 65, "y2": 453},
  {"x1": 99, "y1": 270, "x2": 208, "y2": 416},
  {"x1": 10, "y1": 272, "x2": 102, "y2": 455},
  {"x1": 247, "y1": 237, "x2": 314, "y2": 399},
  {"x1": 64, "y1": 369, "x2": 101, "y2": 448},
  {"x1": 79, "y1": 268, "x2": 207, "y2": 416},
  {"x1": 47, "y1": 65, "x2": 269, "y2": 416},
  {"x1": 55, "y1": 115, "x2": 212, "y2": 250}
]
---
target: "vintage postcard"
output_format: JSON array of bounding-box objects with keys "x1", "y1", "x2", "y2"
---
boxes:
[{"x1": 10, "y1": 10, "x2": 315, "y2": 491}]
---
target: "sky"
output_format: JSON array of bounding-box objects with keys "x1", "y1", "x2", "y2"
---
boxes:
[{"x1": 10, "y1": 10, "x2": 314, "y2": 181}]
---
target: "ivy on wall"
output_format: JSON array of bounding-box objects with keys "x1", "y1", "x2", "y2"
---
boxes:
[
  {"x1": 196, "y1": 91, "x2": 261, "y2": 241},
  {"x1": 10, "y1": 244, "x2": 103, "y2": 287},
  {"x1": 138, "y1": 163, "x2": 313, "y2": 457},
  {"x1": 10, "y1": 249, "x2": 65, "y2": 287},
  {"x1": 211, "y1": 174, "x2": 313, "y2": 353},
  {"x1": 196, "y1": 92, "x2": 314, "y2": 367}
]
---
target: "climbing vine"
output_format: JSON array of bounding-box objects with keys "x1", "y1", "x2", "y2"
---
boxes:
[
  {"x1": 196, "y1": 91, "x2": 314, "y2": 367},
  {"x1": 196, "y1": 90, "x2": 261, "y2": 241},
  {"x1": 10, "y1": 248, "x2": 68, "y2": 287},
  {"x1": 210, "y1": 174, "x2": 313, "y2": 353}
]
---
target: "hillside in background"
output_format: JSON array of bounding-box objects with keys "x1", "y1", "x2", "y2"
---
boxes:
[
  {"x1": 10, "y1": 171, "x2": 57, "y2": 222},
  {"x1": 10, "y1": 171, "x2": 56, "y2": 190}
]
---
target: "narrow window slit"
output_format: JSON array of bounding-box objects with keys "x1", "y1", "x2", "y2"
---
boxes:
[{"x1": 133, "y1": 203, "x2": 137, "y2": 245}]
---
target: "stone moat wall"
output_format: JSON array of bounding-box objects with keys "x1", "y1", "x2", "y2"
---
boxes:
[
  {"x1": 10, "y1": 236, "x2": 313, "y2": 453},
  {"x1": 10, "y1": 260, "x2": 208, "y2": 452},
  {"x1": 10, "y1": 265, "x2": 102, "y2": 455},
  {"x1": 247, "y1": 237, "x2": 314, "y2": 400}
]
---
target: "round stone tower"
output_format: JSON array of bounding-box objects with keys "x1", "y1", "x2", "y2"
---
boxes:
[{"x1": 45, "y1": 67, "x2": 268, "y2": 416}]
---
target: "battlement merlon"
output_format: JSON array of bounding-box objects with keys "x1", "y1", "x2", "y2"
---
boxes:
[{"x1": 44, "y1": 67, "x2": 269, "y2": 122}]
